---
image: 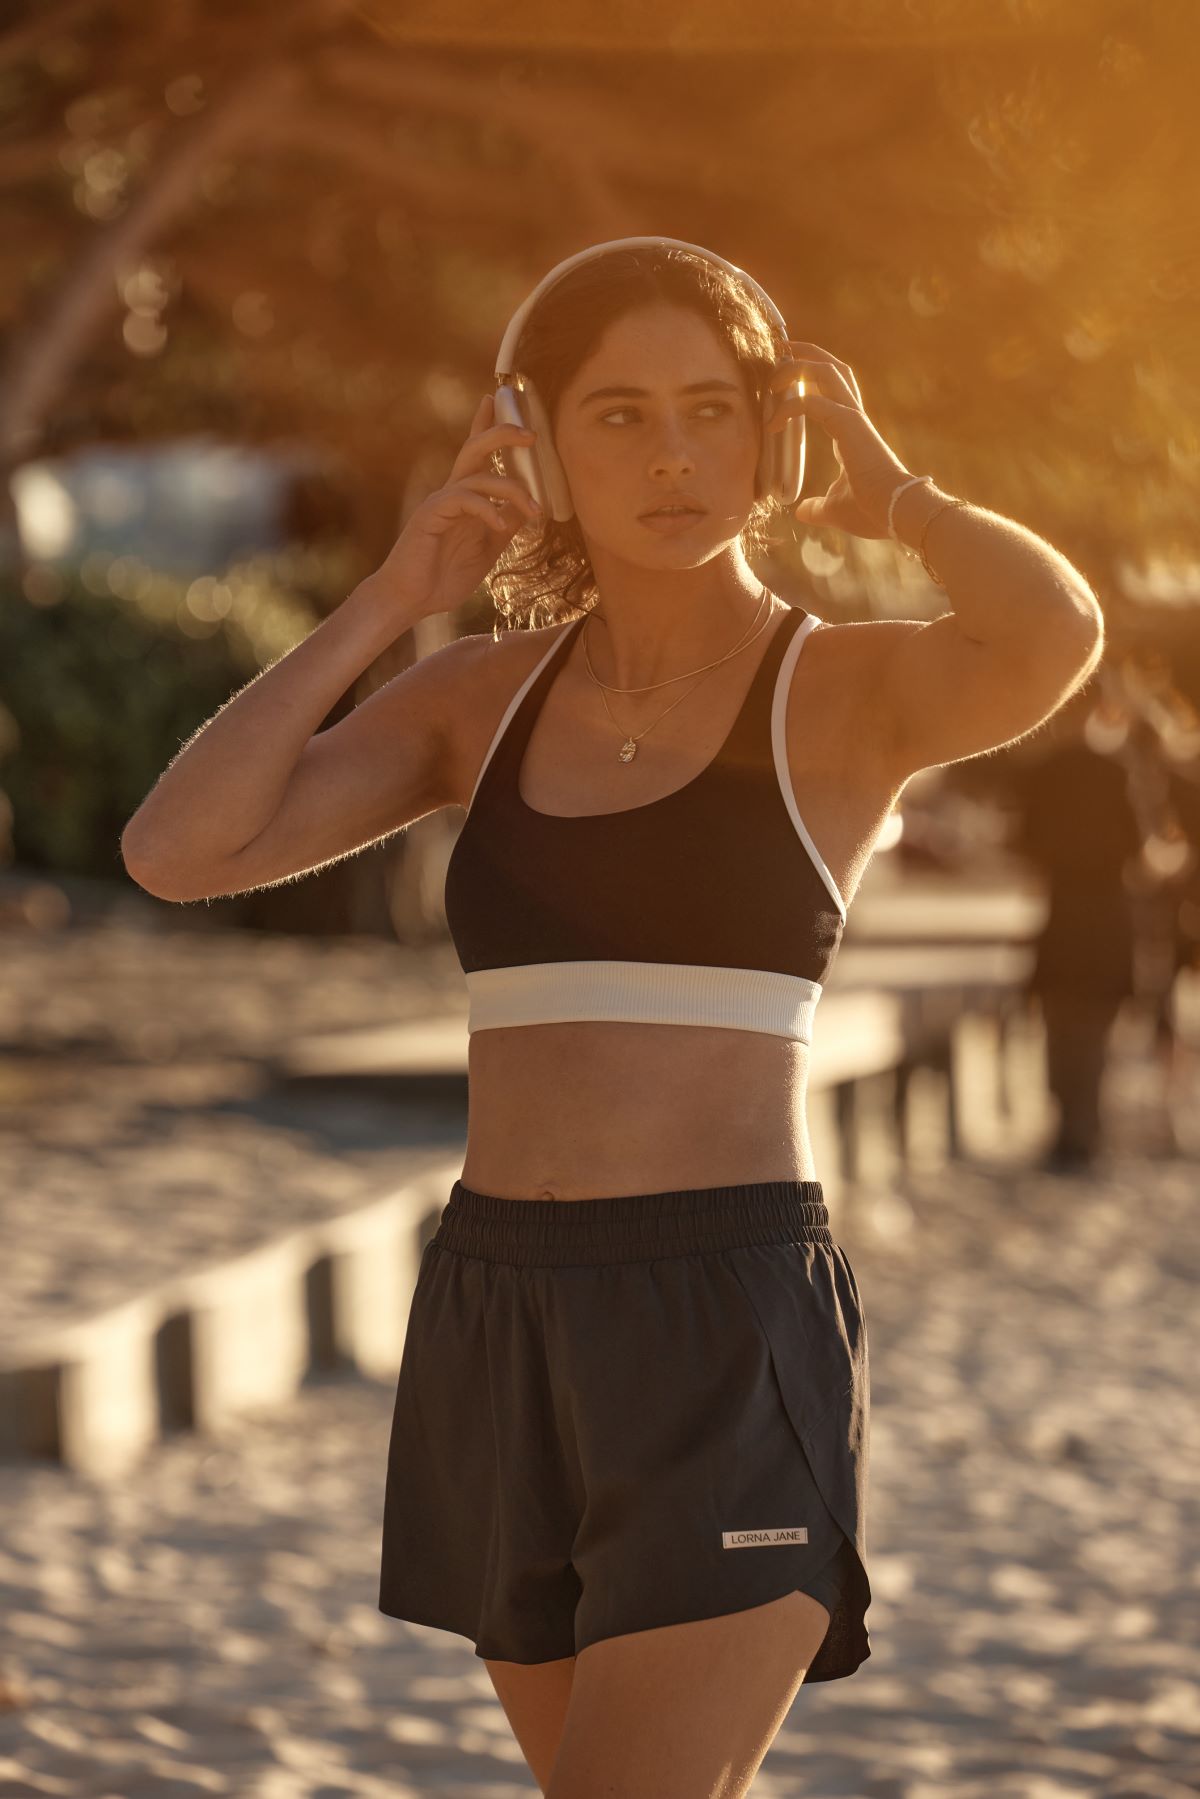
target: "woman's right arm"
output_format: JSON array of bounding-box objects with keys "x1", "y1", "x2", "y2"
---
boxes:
[
  {"x1": 122, "y1": 578, "x2": 448, "y2": 902},
  {"x1": 121, "y1": 393, "x2": 541, "y2": 903}
]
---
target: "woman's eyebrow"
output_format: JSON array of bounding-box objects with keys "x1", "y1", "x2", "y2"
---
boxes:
[{"x1": 578, "y1": 379, "x2": 742, "y2": 406}]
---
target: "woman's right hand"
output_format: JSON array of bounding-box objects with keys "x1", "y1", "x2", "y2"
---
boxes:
[{"x1": 362, "y1": 393, "x2": 544, "y2": 625}]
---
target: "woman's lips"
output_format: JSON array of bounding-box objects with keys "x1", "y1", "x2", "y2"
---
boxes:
[{"x1": 639, "y1": 508, "x2": 706, "y2": 532}]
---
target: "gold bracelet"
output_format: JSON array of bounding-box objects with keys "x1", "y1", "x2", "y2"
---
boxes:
[{"x1": 917, "y1": 496, "x2": 971, "y2": 587}]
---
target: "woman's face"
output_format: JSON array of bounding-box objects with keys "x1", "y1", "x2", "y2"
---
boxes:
[{"x1": 551, "y1": 302, "x2": 762, "y2": 565}]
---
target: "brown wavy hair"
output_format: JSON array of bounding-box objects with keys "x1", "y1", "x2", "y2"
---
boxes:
[{"x1": 484, "y1": 244, "x2": 790, "y2": 634}]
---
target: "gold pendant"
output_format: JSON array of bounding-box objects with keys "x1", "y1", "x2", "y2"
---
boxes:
[{"x1": 618, "y1": 739, "x2": 638, "y2": 763}]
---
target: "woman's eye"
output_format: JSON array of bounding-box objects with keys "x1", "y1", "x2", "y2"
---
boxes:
[{"x1": 600, "y1": 403, "x2": 732, "y2": 425}]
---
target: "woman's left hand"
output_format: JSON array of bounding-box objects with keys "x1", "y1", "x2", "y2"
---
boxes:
[{"x1": 768, "y1": 341, "x2": 915, "y2": 540}]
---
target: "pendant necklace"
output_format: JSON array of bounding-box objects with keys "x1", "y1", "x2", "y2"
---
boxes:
[{"x1": 582, "y1": 585, "x2": 773, "y2": 764}]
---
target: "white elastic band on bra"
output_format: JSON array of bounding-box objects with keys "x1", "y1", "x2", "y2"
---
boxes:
[{"x1": 464, "y1": 960, "x2": 823, "y2": 1043}]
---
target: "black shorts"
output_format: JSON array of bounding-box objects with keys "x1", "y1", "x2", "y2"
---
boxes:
[{"x1": 378, "y1": 1177, "x2": 872, "y2": 1683}]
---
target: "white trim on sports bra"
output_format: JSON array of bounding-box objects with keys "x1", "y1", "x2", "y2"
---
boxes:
[
  {"x1": 464, "y1": 960, "x2": 823, "y2": 1042},
  {"x1": 468, "y1": 613, "x2": 849, "y2": 924},
  {"x1": 454, "y1": 610, "x2": 847, "y2": 1042},
  {"x1": 468, "y1": 629, "x2": 567, "y2": 813},
  {"x1": 770, "y1": 616, "x2": 849, "y2": 924}
]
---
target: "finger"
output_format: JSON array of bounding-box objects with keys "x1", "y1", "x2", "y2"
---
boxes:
[
  {"x1": 466, "y1": 394, "x2": 518, "y2": 439},
  {"x1": 446, "y1": 490, "x2": 521, "y2": 532},
  {"x1": 792, "y1": 497, "x2": 827, "y2": 525},
  {"x1": 765, "y1": 390, "x2": 855, "y2": 432},
  {"x1": 782, "y1": 343, "x2": 862, "y2": 405},
  {"x1": 452, "y1": 422, "x2": 537, "y2": 478},
  {"x1": 467, "y1": 394, "x2": 495, "y2": 434},
  {"x1": 457, "y1": 472, "x2": 542, "y2": 518},
  {"x1": 771, "y1": 359, "x2": 858, "y2": 408},
  {"x1": 472, "y1": 422, "x2": 537, "y2": 445},
  {"x1": 773, "y1": 358, "x2": 859, "y2": 404},
  {"x1": 784, "y1": 340, "x2": 853, "y2": 372}
]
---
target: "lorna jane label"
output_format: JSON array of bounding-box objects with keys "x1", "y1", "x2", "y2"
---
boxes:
[{"x1": 722, "y1": 1527, "x2": 809, "y2": 1548}]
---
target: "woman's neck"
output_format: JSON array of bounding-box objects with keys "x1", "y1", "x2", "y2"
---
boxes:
[{"x1": 581, "y1": 579, "x2": 773, "y2": 690}]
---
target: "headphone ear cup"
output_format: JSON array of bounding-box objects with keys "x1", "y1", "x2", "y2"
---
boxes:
[
  {"x1": 519, "y1": 381, "x2": 574, "y2": 522},
  {"x1": 492, "y1": 383, "x2": 545, "y2": 510},
  {"x1": 757, "y1": 382, "x2": 806, "y2": 508},
  {"x1": 494, "y1": 382, "x2": 574, "y2": 522}
]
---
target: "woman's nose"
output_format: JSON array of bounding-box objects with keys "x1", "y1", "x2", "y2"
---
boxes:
[{"x1": 650, "y1": 427, "x2": 694, "y2": 465}]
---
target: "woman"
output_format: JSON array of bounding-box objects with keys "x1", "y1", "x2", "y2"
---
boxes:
[{"x1": 122, "y1": 241, "x2": 1103, "y2": 1797}]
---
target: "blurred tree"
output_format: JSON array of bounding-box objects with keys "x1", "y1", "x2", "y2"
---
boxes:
[
  {"x1": 0, "y1": 0, "x2": 1196, "y2": 929},
  {"x1": 2, "y1": 0, "x2": 1197, "y2": 599}
]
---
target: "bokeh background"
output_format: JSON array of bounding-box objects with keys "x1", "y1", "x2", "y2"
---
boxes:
[
  {"x1": 2, "y1": 4, "x2": 1199, "y2": 1796},
  {"x1": 3, "y1": 0, "x2": 1199, "y2": 933}
]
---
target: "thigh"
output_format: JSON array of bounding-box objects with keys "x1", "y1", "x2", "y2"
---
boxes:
[
  {"x1": 546, "y1": 1589, "x2": 830, "y2": 1799},
  {"x1": 485, "y1": 1655, "x2": 576, "y2": 1793}
]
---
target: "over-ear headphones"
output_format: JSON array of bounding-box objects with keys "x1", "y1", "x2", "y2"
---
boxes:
[{"x1": 492, "y1": 235, "x2": 805, "y2": 525}]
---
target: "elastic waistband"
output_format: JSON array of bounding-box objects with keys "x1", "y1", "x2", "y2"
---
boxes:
[{"x1": 432, "y1": 1178, "x2": 832, "y2": 1267}]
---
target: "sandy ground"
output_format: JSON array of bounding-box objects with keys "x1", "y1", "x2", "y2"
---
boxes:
[
  {"x1": 1, "y1": 910, "x2": 1197, "y2": 1794},
  {"x1": 1, "y1": 1140, "x2": 1197, "y2": 1797},
  {"x1": 0, "y1": 918, "x2": 469, "y2": 1353}
]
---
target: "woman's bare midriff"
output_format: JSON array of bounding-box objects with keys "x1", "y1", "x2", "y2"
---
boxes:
[
  {"x1": 450, "y1": 610, "x2": 903, "y2": 1204},
  {"x1": 458, "y1": 1021, "x2": 817, "y2": 1201}
]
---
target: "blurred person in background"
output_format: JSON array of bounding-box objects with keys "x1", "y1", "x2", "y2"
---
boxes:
[
  {"x1": 1145, "y1": 765, "x2": 1200, "y2": 1152},
  {"x1": 1128, "y1": 668, "x2": 1200, "y2": 1153},
  {"x1": 1009, "y1": 676, "x2": 1142, "y2": 1173}
]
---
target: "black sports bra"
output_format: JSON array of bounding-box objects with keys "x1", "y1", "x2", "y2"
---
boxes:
[{"x1": 443, "y1": 604, "x2": 847, "y2": 1043}]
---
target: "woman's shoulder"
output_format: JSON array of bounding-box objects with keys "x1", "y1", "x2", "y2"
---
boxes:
[
  {"x1": 457, "y1": 615, "x2": 579, "y2": 700},
  {"x1": 442, "y1": 616, "x2": 579, "y2": 808}
]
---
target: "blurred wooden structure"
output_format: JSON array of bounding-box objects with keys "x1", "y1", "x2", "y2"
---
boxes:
[{"x1": 0, "y1": 889, "x2": 1056, "y2": 1472}]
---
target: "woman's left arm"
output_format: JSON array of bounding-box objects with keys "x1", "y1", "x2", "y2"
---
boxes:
[
  {"x1": 769, "y1": 341, "x2": 1105, "y2": 775},
  {"x1": 885, "y1": 477, "x2": 1103, "y2": 647}
]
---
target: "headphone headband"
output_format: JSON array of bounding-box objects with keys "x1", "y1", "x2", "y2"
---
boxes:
[{"x1": 494, "y1": 236, "x2": 789, "y2": 380}]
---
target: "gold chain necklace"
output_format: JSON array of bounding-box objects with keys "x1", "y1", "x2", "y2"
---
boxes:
[{"x1": 582, "y1": 585, "x2": 773, "y2": 764}]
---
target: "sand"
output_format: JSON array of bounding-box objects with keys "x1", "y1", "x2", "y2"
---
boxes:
[{"x1": 1, "y1": 908, "x2": 1197, "y2": 1794}]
